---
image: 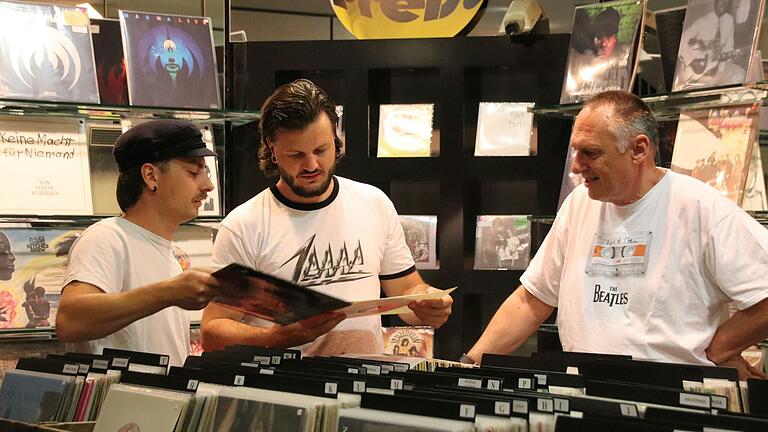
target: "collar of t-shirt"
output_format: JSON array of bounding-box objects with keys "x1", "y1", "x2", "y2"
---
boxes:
[
  {"x1": 116, "y1": 217, "x2": 174, "y2": 250},
  {"x1": 269, "y1": 176, "x2": 340, "y2": 211}
]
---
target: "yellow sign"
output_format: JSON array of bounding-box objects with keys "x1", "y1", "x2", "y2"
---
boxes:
[{"x1": 331, "y1": 0, "x2": 485, "y2": 39}]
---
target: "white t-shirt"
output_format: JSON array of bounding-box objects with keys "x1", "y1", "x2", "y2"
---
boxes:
[
  {"x1": 63, "y1": 217, "x2": 189, "y2": 366},
  {"x1": 211, "y1": 176, "x2": 415, "y2": 355},
  {"x1": 522, "y1": 170, "x2": 768, "y2": 364}
]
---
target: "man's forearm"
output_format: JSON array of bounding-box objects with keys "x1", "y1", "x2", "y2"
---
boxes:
[
  {"x1": 201, "y1": 318, "x2": 298, "y2": 352},
  {"x1": 706, "y1": 298, "x2": 768, "y2": 364},
  {"x1": 467, "y1": 287, "x2": 553, "y2": 363},
  {"x1": 56, "y1": 282, "x2": 170, "y2": 342}
]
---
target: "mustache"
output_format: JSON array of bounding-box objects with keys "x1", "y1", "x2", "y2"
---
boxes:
[
  {"x1": 193, "y1": 193, "x2": 208, "y2": 201},
  {"x1": 300, "y1": 169, "x2": 323, "y2": 175}
]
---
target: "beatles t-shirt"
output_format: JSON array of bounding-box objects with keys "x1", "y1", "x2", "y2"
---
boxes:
[{"x1": 522, "y1": 170, "x2": 768, "y2": 364}]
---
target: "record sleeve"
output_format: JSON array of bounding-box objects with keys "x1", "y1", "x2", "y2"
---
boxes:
[
  {"x1": 560, "y1": 0, "x2": 646, "y2": 104},
  {"x1": 0, "y1": 117, "x2": 92, "y2": 215},
  {"x1": 655, "y1": 6, "x2": 687, "y2": 92},
  {"x1": 0, "y1": 2, "x2": 99, "y2": 103},
  {"x1": 0, "y1": 226, "x2": 81, "y2": 330},
  {"x1": 474, "y1": 102, "x2": 534, "y2": 156},
  {"x1": 473, "y1": 216, "x2": 531, "y2": 270},
  {"x1": 377, "y1": 104, "x2": 435, "y2": 157},
  {"x1": 383, "y1": 326, "x2": 434, "y2": 358},
  {"x1": 741, "y1": 137, "x2": 767, "y2": 210},
  {"x1": 0, "y1": 369, "x2": 74, "y2": 423},
  {"x1": 671, "y1": 103, "x2": 759, "y2": 205},
  {"x1": 120, "y1": 10, "x2": 221, "y2": 109},
  {"x1": 672, "y1": 0, "x2": 765, "y2": 92},
  {"x1": 399, "y1": 215, "x2": 438, "y2": 270},
  {"x1": 90, "y1": 18, "x2": 128, "y2": 106},
  {"x1": 93, "y1": 383, "x2": 189, "y2": 432}
]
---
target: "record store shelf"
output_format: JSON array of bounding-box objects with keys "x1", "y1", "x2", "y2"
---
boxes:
[
  {"x1": 0, "y1": 98, "x2": 260, "y2": 125},
  {"x1": 534, "y1": 84, "x2": 768, "y2": 120}
]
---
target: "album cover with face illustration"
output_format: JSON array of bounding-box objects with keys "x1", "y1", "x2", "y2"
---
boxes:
[
  {"x1": 90, "y1": 18, "x2": 128, "y2": 106},
  {"x1": 120, "y1": 10, "x2": 221, "y2": 109},
  {"x1": 560, "y1": 0, "x2": 645, "y2": 104},
  {"x1": 672, "y1": 0, "x2": 764, "y2": 92},
  {"x1": 0, "y1": 226, "x2": 82, "y2": 330},
  {"x1": 671, "y1": 103, "x2": 760, "y2": 205},
  {"x1": 0, "y1": 2, "x2": 99, "y2": 103}
]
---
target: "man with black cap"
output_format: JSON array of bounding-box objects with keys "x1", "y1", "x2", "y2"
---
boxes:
[{"x1": 56, "y1": 119, "x2": 225, "y2": 366}]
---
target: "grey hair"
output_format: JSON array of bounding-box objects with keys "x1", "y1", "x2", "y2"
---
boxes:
[{"x1": 583, "y1": 90, "x2": 659, "y2": 155}]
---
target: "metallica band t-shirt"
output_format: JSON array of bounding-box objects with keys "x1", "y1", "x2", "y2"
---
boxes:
[
  {"x1": 211, "y1": 176, "x2": 416, "y2": 355},
  {"x1": 522, "y1": 170, "x2": 768, "y2": 364}
]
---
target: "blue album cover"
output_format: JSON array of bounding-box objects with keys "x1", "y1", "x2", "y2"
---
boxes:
[
  {"x1": 0, "y1": 2, "x2": 100, "y2": 103},
  {"x1": 120, "y1": 11, "x2": 221, "y2": 109}
]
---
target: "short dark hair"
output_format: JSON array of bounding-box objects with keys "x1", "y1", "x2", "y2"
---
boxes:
[
  {"x1": 115, "y1": 160, "x2": 170, "y2": 212},
  {"x1": 583, "y1": 90, "x2": 659, "y2": 155},
  {"x1": 258, "y1": 79, "x2": 342, "y2": 178}
]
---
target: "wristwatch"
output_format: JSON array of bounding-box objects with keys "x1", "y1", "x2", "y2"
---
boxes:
[{"x1": 459, "y1": 353, "x2": 478, "y2": 365}]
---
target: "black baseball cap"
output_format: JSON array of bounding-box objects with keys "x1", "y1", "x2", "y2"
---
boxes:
[{"x1": 113, "y1": 120, "x2": 217, "y2": 169}]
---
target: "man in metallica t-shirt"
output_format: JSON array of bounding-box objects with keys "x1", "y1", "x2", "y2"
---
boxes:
[
  {"x1": 202, "y1": 79, "x2": 453, "y2": 356},
  {"x1": 466, "y1": 90, "x2": 768, "y2": 378}
]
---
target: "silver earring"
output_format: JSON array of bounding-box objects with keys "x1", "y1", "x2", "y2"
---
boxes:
[{"x1": 152, "y1": 186, "x2": 158, "y2": 192}]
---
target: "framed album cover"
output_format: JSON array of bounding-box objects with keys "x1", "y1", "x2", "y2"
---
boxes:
[
  {"x1": 474, "y1": 215, "x2": 531, "y2": 271},
  {"x1": 0, "y1": 2, "x2": 99, "y2": 103},
  {"x1": 377, "y1": 103, "x2": 435, "y2": 157},
  {"x1": 90, "y1": 18, "x2": 128, "y2": 106},
  {"x1": 120, "y1": 10, "x2": 221, "y2": 109},
  {"x1": 0, "y1": 117, "x2": 93, "y2": 215},
  {"x1": 560, "y1": 0, "x2": 646, "y2": 104},
  {"x1": 474, "y1": 102, "x2": 534, "y2": 156},
  {"x1": 399, "y1": 215, "x2": 438, "y2": 270}
]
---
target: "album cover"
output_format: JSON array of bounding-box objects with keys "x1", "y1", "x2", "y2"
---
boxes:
[
  {"x1": 474, "y1": 102, "x2": 534, "y2": 156},
  {"x1": 474, "y1": 216, "x2": 531, "y2": 270},
  {"x1": 399, "y1": 215, "x2": 437, "y2": 270},
  {"x1": 120, "y1": 10, "x2": 221, "y2": 109},
  {"x1": 0, "y1": 369, "x2": 74, "y2": 423},
  {"x1": 0, "y1": 2, "x2": 99, "y2": 103},
  {"x1": 560, "y1": 0, "x2": 645, "y2": 104},
  {"x1": 211, "y1": 396, "x2": 308, "y2": 432},
  {"x1": 655, "y1": 6, "x2": 687, "y2": 92},
  {"x1": 377, "y1": 104, "x2": 435, "y2": 157},
  {"x1": 383, "y1": 326, "x2": 434, "y2": 358},
  {"x1": 93, "y1": 383, "x2": 189, "y2": 432},
  {"x1": 211, "y1": 263, "x2": 352, "y2": 325},
  {"x1": 672, "y1": 0, "x2": 764, "y2": 92},
  {"x1": 0, "y1": 226, "x2": 82, "y2": 330},
  {"x1": 90, "y1": 18, "x2": 128, "y2": 106},
  {"x1": 0, "y1": 117, "x2": 92, "y2": 215},
  {"x1": 671, "y1": 103, "x2": 759, "y2": 205}
]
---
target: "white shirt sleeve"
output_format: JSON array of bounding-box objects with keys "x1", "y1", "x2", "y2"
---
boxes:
[
  {"x1": 63, "y1": 225, "x2": 124, "y2": 294},
  {"x1": 211, "y1": 222, "x2": 259, "y2": 271},
  {"x1": 378, "y1": 194, "x2": 416, "y2": 277},
  {"x1": 706, "y1": 209, "x2": 768, "y2": 310},
  {"x1": 520, "y1": 194, "x2": 574, "y2": 307}
]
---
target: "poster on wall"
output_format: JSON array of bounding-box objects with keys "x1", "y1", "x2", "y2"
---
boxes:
[
  {"x1": 560, "y1": 0, "x2": 645, "y2": 104},
  {"x1": 0, "y1": 2, "x2": 99, "y2": 103},
  {"x1": 90, "y1": 18, "x2": 128, "y2": 106},
  {"x1": 473, "y1": 215, "x2": 531, "y2": 270},
  {"x1": 120, "y1": 10, "x2": 221, "y2": 109},
  {"x1": 398, "y1": 215, "x2": 437, "y2": 270},
  {"x1": 672, "y1": 0, "x2": 764, "y2": 92},
  {"x1": 474, "y1": 102, "x2": 535, "y2": 156},
  {"x1": 671, "y1": 103, "x2": 759, "y2": 205},
  {"x1": 0, "y1": 227, "x2": 82, "y2": 330},
  {"x1": 0, "y1": 117, "x2": 92, "y2": 215},
  {"x1": 377, "y1": 104, "x2": 435, "y2": 157},
  {"x1": 121, "y1": 119, "x2": 221, "y2": 216}
]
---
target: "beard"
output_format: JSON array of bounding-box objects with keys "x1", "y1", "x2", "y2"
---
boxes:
[{"x1": 278, "y1": 162, "x2": 336, "y2": 198}]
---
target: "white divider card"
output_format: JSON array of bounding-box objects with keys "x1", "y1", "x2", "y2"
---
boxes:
[
  {"x1": 474, "y1": 102, "x2": 534, "y2": 156},
  {"x1": 0, "y1": 117, "x2": 92, "y2": 215}
]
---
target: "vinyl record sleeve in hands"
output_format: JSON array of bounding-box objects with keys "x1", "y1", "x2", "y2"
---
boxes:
[
  {"x1": 120, "y1": 10, "x2": 221, "y2": 109},
  {"x1": 0, "y1": 2, "x2": 99, "y2": 103},
  {"x1": 211, "y1": 263, "x2": 351, "y2": 325}
]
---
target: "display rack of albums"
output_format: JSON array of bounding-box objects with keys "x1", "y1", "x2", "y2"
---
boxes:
[
  {"x1": 229, "y1": 35, "x2": 573, "y2": 361},
  {"x1": 0, "y1": 99, "x2": 260, "y2": 358}
]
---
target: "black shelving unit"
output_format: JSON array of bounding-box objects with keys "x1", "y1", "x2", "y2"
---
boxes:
[{"x1": 228, "y1": 35, "x2": 572, "y2": 359}]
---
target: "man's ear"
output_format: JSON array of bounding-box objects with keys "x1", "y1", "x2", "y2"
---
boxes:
[
  {"x1": 268, "y1": 142, "x2": 278, "y2": 164},
  {"x1": 631, "y1": 134, "x2": 652, "y2": 164},
  {"x1": 140, "y1": 163, "x2": 159, "y2": 190}
]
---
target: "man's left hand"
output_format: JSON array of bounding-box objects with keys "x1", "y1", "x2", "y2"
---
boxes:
[
  {"x1": 717, "y1": 355, "x2": 766, "y2": 380},
  {"x1": 407, "y1": 287, "x2": 453, "y2": 329}
]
